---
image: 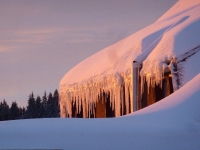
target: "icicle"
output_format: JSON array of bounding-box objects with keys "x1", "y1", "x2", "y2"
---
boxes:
[
  {"x1": 125, "y1": 80, "x2": 130, "y2": 114},
  {"x1": 121, "y1": 84, "x2": 124, "y2": 115}
]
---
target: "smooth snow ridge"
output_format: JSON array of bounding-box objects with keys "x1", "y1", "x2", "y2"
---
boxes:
[{"x1": 59, "y1": 0, "x2": 200, "y2": 117}]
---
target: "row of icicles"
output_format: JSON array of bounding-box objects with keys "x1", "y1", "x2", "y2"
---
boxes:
[{"x1": 60, "y1": 59, "x2": 177, "y2": 118}]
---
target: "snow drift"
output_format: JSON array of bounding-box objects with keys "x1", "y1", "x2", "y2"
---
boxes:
[{"x1": 60, "y1": 0, "x2": 200, "y2": 117}]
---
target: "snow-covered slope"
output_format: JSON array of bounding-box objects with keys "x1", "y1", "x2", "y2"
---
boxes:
[
  {"x1": 1, "y1": 74, "x2": 200, "y2": 150},
  {"x1": 60, "y1": 0, "x2": 200, "y2": 117}
]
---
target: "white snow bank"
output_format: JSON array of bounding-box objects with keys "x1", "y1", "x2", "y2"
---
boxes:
[{"x1": 1, "y1": 74, "x2": 200, "y2": 150}]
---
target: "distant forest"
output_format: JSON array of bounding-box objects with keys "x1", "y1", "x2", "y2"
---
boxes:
[{"x1": 0, "y1": 89, "x2": 60, "y2": 121}]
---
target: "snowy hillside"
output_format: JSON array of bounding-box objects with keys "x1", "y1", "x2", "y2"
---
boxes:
[
  {"x1": 0, "y1": 74, "x2": 200, "y2": 149},
  {"x1": 60, "y1": 0, "x2": 200, "y2": 117}
]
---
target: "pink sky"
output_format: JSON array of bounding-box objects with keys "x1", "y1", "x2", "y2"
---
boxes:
[{"x1": 0, "y1": 0, "x2": 177, "y2": 107}]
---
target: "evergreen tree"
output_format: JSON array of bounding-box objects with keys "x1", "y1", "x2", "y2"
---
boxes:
[
  {"x1": 10, "y1": 101, "x2": 20, "y2": 120},
  {"x1": 46, "y1": 92, "x2": 53, "y2": 118},
  {"x1": 35, "y1": 96, "x2": 43, "y2": 118},
  {"x1": 0, "y1": 101, "x2": 3, "y2": 121},
  {"x1": 25, "y1": 92, "x2": 36, "y2": 118},
  {"x1": 53, "y1": 89, "x2": 60, "y2": 117},
  {"x1": 42, "y1": 91, "x2": 48, "y2": 117},
  {"x1": 0, "y1": 100, "x2": 10, "y2": 121}
]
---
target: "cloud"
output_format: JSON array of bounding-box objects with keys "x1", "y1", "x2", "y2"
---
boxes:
[
  {"x1": 0, "y1": 28, "x2": 70, "y2": 50},
  {"x1": 0, "y1": 45, "x2": 19, "y2": 52}
]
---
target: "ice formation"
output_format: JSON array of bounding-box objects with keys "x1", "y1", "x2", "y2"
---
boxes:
[
  {"x1": 60, "y1": 70, "x2": 132, "y2": 117},
  {"x1": 60, "y1": 0, "x2": 200, "y2": 117}
]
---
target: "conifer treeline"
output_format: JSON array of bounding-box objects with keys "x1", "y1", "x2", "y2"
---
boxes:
[{"x1": 0, "y1": 89, "x2": 60, "y2": 121}]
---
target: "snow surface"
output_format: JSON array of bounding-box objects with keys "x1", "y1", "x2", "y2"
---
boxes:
[
  {"x1": 60, "y1": 0, "x2": 200, "y2": 117},
  {"x1": 1, "y1": 74, "x2": 200, "y2": 150}
]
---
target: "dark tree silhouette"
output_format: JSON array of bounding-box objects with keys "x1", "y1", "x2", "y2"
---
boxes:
[
  {"x1": 25, "y1": 92, "x2": 36, "y2": 118},
  {"x1": 10, "y1": 101, "x2": 20, "y2": 120},
  {"x1": 35, "y1": 96, "x2": 43, "y2": 118},
  {"x1": 0, "y1": 100, "x2": 10, "y2": 121},
  {"x1": 0, "y1": 89, "x2": 60, "y2": 121}
]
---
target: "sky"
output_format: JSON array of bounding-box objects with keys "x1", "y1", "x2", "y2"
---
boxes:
[{"x1": 0, "y1": 0, "x2": 178, "y2": 107}]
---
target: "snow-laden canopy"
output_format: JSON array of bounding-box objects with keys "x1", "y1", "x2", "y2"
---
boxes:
[{"x1": 60, "y1": 0, "x2": 200, "y2": 117}]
